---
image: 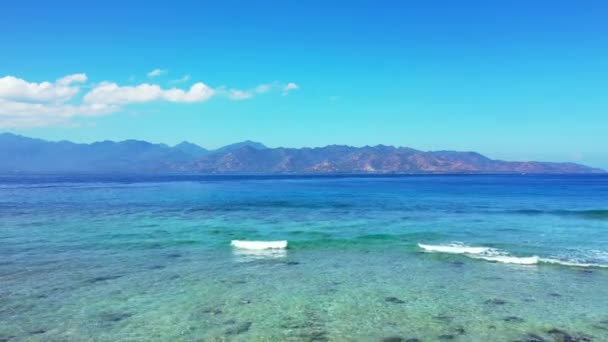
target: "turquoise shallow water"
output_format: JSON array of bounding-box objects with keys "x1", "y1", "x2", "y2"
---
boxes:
[{"x1": 1, "y1": 174, "x2": 608, "y2": 341}]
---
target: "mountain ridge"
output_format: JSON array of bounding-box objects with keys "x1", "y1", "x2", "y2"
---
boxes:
[{"x1": 0, "y1": 133, "x2": 604, "y2": 174}]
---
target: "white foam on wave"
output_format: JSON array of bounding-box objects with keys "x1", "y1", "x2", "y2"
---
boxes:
[
  {"x1": 417, "y1": 243, "x2": 494, "y2": 255},
  {"x1": 232, "y1": 248, "x2": 287, "y2": 262},
  {"x1": 539, "y1": 258, "x2": 608, "y2": 268},
  {"x1": 231, "y1": 240, "x2": 288, "y2": 250},
  {"x1": 418, "y1": 243, "x2": 608, "y2": 268},
  {"x1": 418, "y1": 243, "x2": 539, "y2": 265}
]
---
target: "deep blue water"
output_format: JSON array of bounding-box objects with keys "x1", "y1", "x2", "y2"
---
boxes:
[{"x1": 1, "y1": 174, "x2": 607, "y2": 341}]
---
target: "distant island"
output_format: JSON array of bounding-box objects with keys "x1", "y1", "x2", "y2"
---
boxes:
[{"x1": 0, "y1": 133, "x2": 604, "y2": 174}]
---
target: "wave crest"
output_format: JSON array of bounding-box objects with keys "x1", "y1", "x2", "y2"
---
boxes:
[
  {"x1": 231, "y1": 240, "x2": 288, "y2": 250},
  {"x1": 418, "y1": 243, "x2": 607, "y2": 268}
]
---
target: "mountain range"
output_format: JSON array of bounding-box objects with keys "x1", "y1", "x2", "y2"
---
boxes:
[{"x1": 0, "y1": 133, "x2": 604, "y2": 174}]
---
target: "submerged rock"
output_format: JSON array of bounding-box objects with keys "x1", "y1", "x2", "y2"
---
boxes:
[
  {"x1": 384, "y1": 296, "x2": 405, "y2": 304},
  {"x1": 28, "y1": 329, "x2": 46, "y2": 335},
  {"x1": 504, "y1": 316, "x2": 525, "y2": 323},
  {"x1": 454, "y1": 326, "x2": 466, "y2": 335},
  {"x1": 547, "y1": 328, "x2": 592, "y2": 342},
  {"x1": 88, "y1": 275, "x2": 122, "y2": 283},
  {"x1": 382, "y1": 337, "x2": 404, "y2": 342}
]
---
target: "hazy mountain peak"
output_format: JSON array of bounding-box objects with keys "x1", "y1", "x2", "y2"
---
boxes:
[
  {"x1": 173, "y1": 141, "x2": 208, "y2": 157},
  {"x1": 214, "y1": 140, "x2": 267, "y2": 153},
  {"x1": 0, "y1": 133, "x2": 604, "y2": 174}
]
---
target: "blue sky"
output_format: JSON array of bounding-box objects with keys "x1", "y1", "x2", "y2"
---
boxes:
[{"x1": 1, "y1": 0, "x2": 607, "y2": 167}]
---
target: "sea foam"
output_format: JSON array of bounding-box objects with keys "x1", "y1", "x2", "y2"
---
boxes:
[
  {"x1": 231, "y1": 240, "x2": 288, "y2": 250},
  {"x1": 418, "y1": 243, "x2": 538, "y2": 265},
  {"x1": 418, "y1": 243, "x2": 607, "y2": 268}
]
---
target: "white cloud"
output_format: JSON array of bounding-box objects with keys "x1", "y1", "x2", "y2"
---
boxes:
[
  {"x1": 221, "y1": 82, "x2": 298, "y2": 101},
  {"x1": 0, "y1": 74, "x2": 87, "y2": 103},
  {"x1": 147, "y1": 69, "x2": 166, "y2": 77},
  {"x1": 56, "y1": 73, "x2": 87, "y2": 86},
  {"x1": 83, "y1": 82, "x2": 215, "y2": 105},
  {"x1": 226, "y1": 89, "x2": 254, "y2": 101},
  {"x1": 283, "y1": 82, "x2": 299, "y2": 95},
  {"x1": 0, "y1": 73, "x2": 297, "y2": 127},
  {"x1": 0, "y1": 98, "x2": 116, "y2": 128},
  {"x1": 169, "y1": 74, "x2": 190, "y2": 84},
  {"x1": 255, "y1": 84, "x2": 272, "y2": 94}
]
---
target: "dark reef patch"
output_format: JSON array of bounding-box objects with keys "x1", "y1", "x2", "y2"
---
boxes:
[
  {"x1": 504, "y1": 316, "x2": 525, "y2": 323},
  {"x1": 385, "y1": 296, "x2": 406, "y2": 304},
  {"x1": 382, "y1": 337, "x2": 404, "y2": 342},
  {"x1": 98, "y1": 311, "x2": 132, "y2": 323},
  {"x1": 28, "y1": 329, "x2": 46, "y2": 335},
  {"x1": 547, "y1": 328, "x2": 592, "y2": 342},
  {"x1": 484, "y1": 298, "x2": 507, "y2": 305},
  {"x1": 87, "y1": 275, "x2": 122, "y2": 283},
  {"x1": 453, "y1": 326, "x2": 466, "y2": 335}
]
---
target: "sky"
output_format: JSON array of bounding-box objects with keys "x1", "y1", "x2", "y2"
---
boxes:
[{"x1": 1, "y1": 0, "x2": 607, "y2": 168}]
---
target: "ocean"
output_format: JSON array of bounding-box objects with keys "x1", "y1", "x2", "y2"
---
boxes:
[{"x1": 1, "y1": 174, "x2": 607, "y2": 341}]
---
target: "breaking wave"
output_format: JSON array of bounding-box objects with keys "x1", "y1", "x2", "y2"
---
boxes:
[
  {"x1": 418, "y1": 243, "x2": 608, "y2": 268},
  {"x1": 230, "y1": 240, "x2": 288, "y2": 250}
]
